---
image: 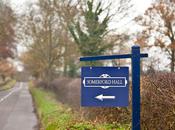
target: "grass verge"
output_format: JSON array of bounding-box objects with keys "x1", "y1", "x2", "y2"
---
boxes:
[
  {"x1": 0, "y1": 80, "x2": 16, "y2": 91},
  {"x1": 29, "y1": 82, "x2": 130, "y2": 130}
]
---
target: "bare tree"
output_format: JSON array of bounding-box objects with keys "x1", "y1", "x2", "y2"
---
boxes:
[
  {"x1": 19, "y1": 0, "x2": 81, "y2": 82},
  {"x1": 0, "y1": 1, "x2": 16, "y2": 80},
  {"x1": 135, "y1": 0, "x2": 175, "y2": 72},
  {"x1": 19, "y1": 0, "x2": 64, "y2": 85}
]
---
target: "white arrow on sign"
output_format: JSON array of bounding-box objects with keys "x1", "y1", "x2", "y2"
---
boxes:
[{"x1": 95, "y1": 94, "x2": 115, "y2": 101}]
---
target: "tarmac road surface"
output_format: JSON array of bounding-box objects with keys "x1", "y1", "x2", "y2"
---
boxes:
[{"x1": 0, "y1": 82, "x2": 38, "y2": 130}]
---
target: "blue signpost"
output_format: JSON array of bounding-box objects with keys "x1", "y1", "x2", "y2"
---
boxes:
[{"x1": 80, "y1": 45, "x2": 148, "y2": 130}]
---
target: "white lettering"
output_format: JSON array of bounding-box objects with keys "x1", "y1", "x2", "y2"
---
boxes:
[{"x1": 112, "y1": 80, "x2": 123, "y2": 85}]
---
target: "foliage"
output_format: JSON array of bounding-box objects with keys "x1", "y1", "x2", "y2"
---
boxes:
[
  {"x1": 69, "y1": 0, "x2": 112, "y2": 66},
  {"x1": 29, "y1": 82, "x2": 73, "y2": 130},
  {"x1": 19, "y1": 0, "x2": 132, "y2": 79},
  {"x1": 53, "y1": 0, "x2": 80, "y2": 76},
  {"x1": 29, "y1": 82, "x2": 129, "y2": 130},
  {"x1": 0, "y1": 60, "x2": 15, "y2": 81},
  {"x1": 0, "y1": 79, "x2": 16, "y2": 91},
  {"x1": 135, "y1": 0, "x2": 175, "y2": 72},
  {"x1": 20, "y1": 0, "x2": 65, "y2": 84},
  {"x1": 67, "y1": 59, "x2": 78, "y2": 78},
  {"x1": 45, "y1": 78, "x2": 131, "y2": 126},
  {"x1": 0, "y1": 1, "x2": 16, "y2": 59},
  {"x1": 20, "y1": 50, "x2": 44, "y2": 79},
  {"x1": 43, "y1": 72, "x2": 175, "y2": 129},
  {"x1": 19, "y1": 0, "x2": 80, "y2": 81},
  {"x1": 0, "y1": 1, "x2": 16, "y2": 79}
]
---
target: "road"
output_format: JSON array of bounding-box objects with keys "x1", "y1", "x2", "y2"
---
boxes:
[{"x1": 0, "y1": 82, "x2": 38, "y2": 130}]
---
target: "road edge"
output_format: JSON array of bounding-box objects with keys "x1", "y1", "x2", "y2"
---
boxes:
[{"x1": 28, "y1": 83, "x2": 40, "y2": 130}]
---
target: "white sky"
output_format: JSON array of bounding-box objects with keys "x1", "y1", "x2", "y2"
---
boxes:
[
  {"x1": 9, "y1": 0, "x2": 153, "y2": 34},
  {"x1": 10, "y1": 0, "x2": 152, "y2": 13}
]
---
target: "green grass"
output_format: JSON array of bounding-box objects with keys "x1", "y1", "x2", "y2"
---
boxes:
[
  {"x1": 0, "y1": 80, "x2": 16, "y2": 91},
  {"x1": 29, "y1": 82, "x2": 130, "y2": 130}
]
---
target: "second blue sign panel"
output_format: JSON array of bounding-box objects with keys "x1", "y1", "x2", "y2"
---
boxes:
[{"x1": 81, "y1": 67, "x2": 129, "y2": 107}]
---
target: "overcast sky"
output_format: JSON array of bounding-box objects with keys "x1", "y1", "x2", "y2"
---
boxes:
[
  {"x1": 10, "y1": 0, "x2": 152, "y2": 13},
  {"x1": 9, "y1": 0, "x2": 153, "y2": 33}
]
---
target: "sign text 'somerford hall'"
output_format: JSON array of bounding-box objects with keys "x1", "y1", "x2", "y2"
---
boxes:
[{"x1": 84, "y1": 77, "x2": 126, "y2": 87}]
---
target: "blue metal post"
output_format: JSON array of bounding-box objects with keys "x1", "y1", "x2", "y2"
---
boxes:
[{"x1": 132, "y1": 45, "x2": 141, "y2": 130}]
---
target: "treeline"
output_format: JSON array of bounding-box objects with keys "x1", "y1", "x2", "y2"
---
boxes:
[
  {"x1": 0, "y1": 0, "x2": 174, "y2": 83},
  {"x1": 19, "y1": 0, "x2": 131, "y2": 84},
  {"x1": 17, "y1": 0, "x2": 175, "y2": 84}
]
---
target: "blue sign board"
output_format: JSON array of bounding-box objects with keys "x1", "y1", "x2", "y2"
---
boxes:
[{"x1": 81, "y1": 67, "x2": 129, "y2": 107}]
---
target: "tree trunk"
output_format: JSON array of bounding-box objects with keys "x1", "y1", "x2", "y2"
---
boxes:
[
  {"x1": 2, "y1": 75, "x2": 5, "y2": 82},
  {"x1": 45, "y1": 68, "x2": 52, "y2": 88},
  {"x1": 63, "y1": 63, "x2": 68, "y2": 77},
  {"x1": 171, "y1": 50, "x2": 175, "y2": 72}
]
